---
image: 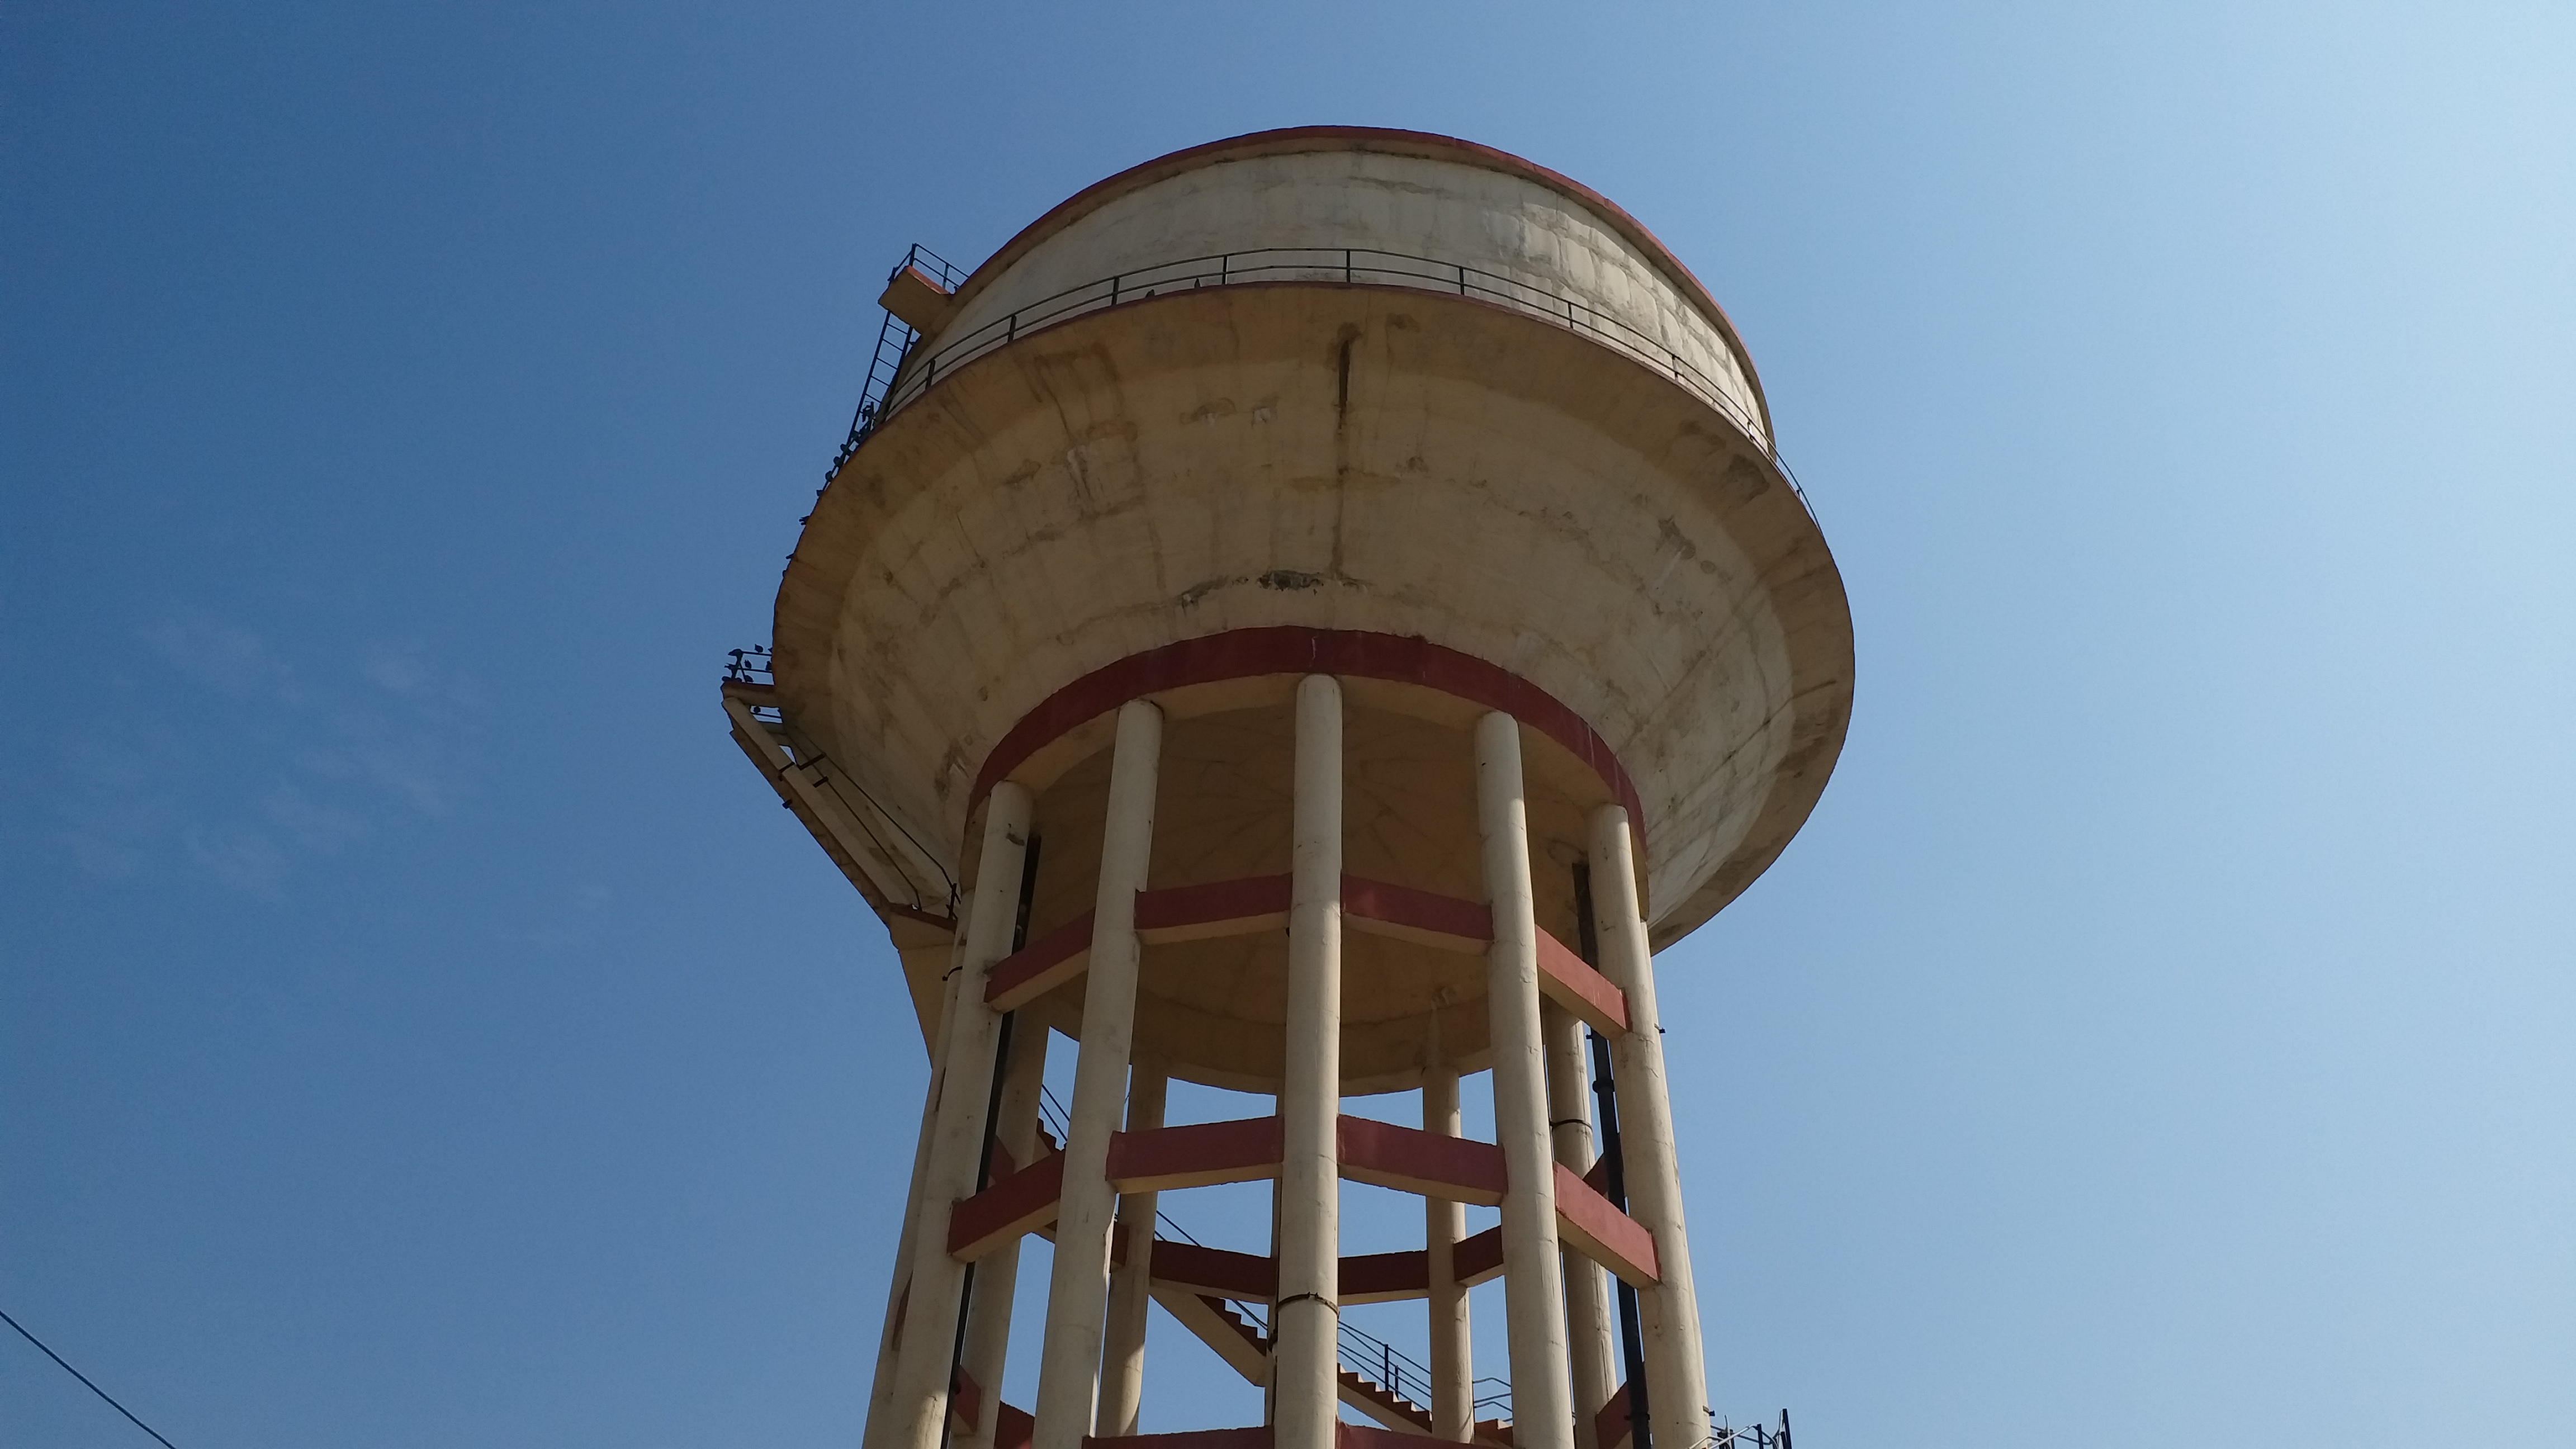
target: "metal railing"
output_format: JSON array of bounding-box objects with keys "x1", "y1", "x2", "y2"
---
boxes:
[
  {"x1": 1710, "y1": 1412, "x2": 1794, "y2": 1449},
  {"x1": 830, "y1": 244, "x2": 1811, "y2": 521},
  {"x1": 830, "y1": 244, "x2": 969, "y2": 479}
]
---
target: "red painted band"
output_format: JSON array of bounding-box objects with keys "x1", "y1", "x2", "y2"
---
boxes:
[
  {"x1": 1337, "y1": 1115, "x2": 1509, "y2": 1204},
  {"x1": 1134, "y1": 874, "x2": 1293, "y2": 934},
  {"x1": 1596, "y1": 1383, "x2": 1636, "y2": 1449},
  {"x1": 1342, "y1": 873, "x2": 1491, "y2": 943},
  {"x1": 1453, "y1": 1224, "x2": 1505, "y2": 1282},
  {"x1": 1105, "y1": 1116, "x2": 1287, "y2": 1191},
  {"x1": 946, "y1": 1150, "x2": 1066, "y2": 1259},
  {"x1": 1552, "y1": 1159, "x2": 1661, "y2": 1285},
  {"x1": 970, "y1": 627, "x2": 1645, "y2": 849},
  {"x1": 1536, "y1": 927, "x2": 1632, "y2": 1033},
  {"x1": 1147, "y1": 1239, "x2": 1280, "y2": 1299},
  {"x1": 1338, "y1": 1248, "x2": 1432, "y2": 1301},
  {"x1": 984, "y1": 911, "x2": 1094, "y2": 1007},
  {"x1": 1083, "y1": 1429, "x2": 1275, "y2": 1449}
]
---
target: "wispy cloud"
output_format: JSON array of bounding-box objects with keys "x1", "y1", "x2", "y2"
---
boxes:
[{"x1": 53, "y1": 612, "x2": 482, "y2": 896}]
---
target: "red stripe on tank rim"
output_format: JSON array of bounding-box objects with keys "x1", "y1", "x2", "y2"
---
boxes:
[{"x1": 968, "y1": 626, "x2": 1645, "y2": 849}]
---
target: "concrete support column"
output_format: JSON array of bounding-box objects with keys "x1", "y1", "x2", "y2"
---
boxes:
[
  {"x1": 1033, "y1": 700, "x2": 1163, "y2": 1449},
  {"x1": 862, "y1": 992, "x2": 954, "y2": 1449},
  {"x1": 1587, "y1": 806, "x2": 1708, "y2": 1449},
  {"x1": 1423, "y1": 1064, "x2": 1474, "y2": 1442},
  {"x1": 1545, "y1": 1004, "x2": 1617, "y2": 1449},
  {"x1": 887, "y1": 785, "x2": 1036, "y2": 1449},
  {"x1": 1275, "y1": 674, "x2": 1344, "y2": 1449},
  {"x1": 958, "y1": 1021, "x2": 1050, "y2": 1449},
  {"x1": 1097, "y1": 1066, "x2": 1169, "y2": 1436},
  {"x1": 1474, "y1": 711, "x2": 1575, "y2": 1449}
]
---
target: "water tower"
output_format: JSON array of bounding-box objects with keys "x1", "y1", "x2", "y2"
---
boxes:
[{"x1": 722, "y1": 127, "x2": 1849, "y2": 1449}]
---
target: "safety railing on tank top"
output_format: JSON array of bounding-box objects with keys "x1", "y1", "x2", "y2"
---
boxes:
[{"x1": 830, "y1": 244, "x2": 1815, "y2": 524}]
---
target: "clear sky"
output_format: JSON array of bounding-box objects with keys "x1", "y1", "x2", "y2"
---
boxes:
[{"x1": 4, "y1": 4, "x2": 2570, "y2": 1447}]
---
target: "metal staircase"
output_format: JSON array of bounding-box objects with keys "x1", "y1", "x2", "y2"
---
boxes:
[{"x1": 829, "y1": 242, "x2": 968, "y2": 480}]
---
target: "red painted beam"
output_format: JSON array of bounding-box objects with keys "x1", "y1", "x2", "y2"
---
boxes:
[
  {"x1": 1107, "y1": 1116, "x2": 1286, "y2": 1192},
  {"x1": 1083, "y1": 1428, "x2": 1275, "y2": 1449},
  {"x1": 1338, "y1": 1423, "x2": 1435, "y2": 1449},
  {"x1": 1134, "y1": 874, "x2": 1292, "y2": 944},
  {"x1": 1149, "y1": 1238, "x2": 1280, "y2": 1300},
  {"x1": 968, "y1": 628, "x2": 1648, "y2": 855},
  {"x1": 948, "y1": 1151, "x2": 1065, "y2": 1261},
  {"x1": 1342, "y1": 874, "x2": 1491, "y2": 951},
  {"x1": 1595, "y1": 1382, "x2": 1636, "y2": 1449},
  {"x1": 1536, "y1": 927, "x2": 1630, "y2": 1033},
  {"x1": 1453, "y1": 1224, "x2": 1505, "y2": 1284},
  {"x1": 1339, "y1": 1248, "x2": 1431, "y2": 1304},
  {"x1": 998, "y1": 1403, "x2": 1036, "y2": 1449},
  {"x1": 986, "y1": 911, "x2": 1094, "y2": 1009},
  {"x1": 1552, "y1": 1161, "x2": 1659, "y2": 1286},
  {"x1": 1338, "y1": 1116, "x2": 1507, "y2": 1206}
]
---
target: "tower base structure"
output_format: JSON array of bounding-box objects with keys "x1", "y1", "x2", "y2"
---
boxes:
[{"x1": 723, "y1": 127, "x2": 1852, "y2": 1449}]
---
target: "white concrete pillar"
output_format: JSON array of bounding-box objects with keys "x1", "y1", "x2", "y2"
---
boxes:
[
  {"x1": 1423, "y1": 1064, "x2": 1473, "y2": 1442},
  {"x1": 1033, "y1": 700, "x2": 1163, "y2": 1449},
  {"x1": 1096, "y1": 1066, "x2": 1169, "y2": 1436},
  {"x1": 862, "y1": 988, "x2": 954, "y2": 1449},
  {"x1": 1474, "y1": 711, "x2": 1575, "y2": 1449},
  {"x1": 1587, "y1": 806, "x2": 1708, "y2": 1449},
  {"x1": 1276, "y1": 674, "x2": 1344, "y2": 1449},
  {"x1": 887, "y1": 785, "x2": 1036, "y2": 1449},
  {"x1": 958, "y1": 1020, "x2": 1050, "y2": 1449},
  {"x1": 1545, "y1": 1003, "x2": 1617, "y2": 1449}
]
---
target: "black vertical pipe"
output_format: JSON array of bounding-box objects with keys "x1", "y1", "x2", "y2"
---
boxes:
[{"x1": 1576, "y1": 862, "x2": 1651, "y2": 1449}]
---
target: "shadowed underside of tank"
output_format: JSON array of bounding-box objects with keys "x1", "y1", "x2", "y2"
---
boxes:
[{"x1": 766, "y1": 131, "x2": 1852, "y2": 1091}]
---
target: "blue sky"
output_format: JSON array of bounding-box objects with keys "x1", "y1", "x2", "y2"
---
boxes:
[{"x1": 4, "y1": 4, "x2": 2570, "y2": 1447}]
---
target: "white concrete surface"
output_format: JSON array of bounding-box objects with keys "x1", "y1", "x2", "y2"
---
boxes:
[
  {"x1": 916, "y1": 137, "x2": 1765, "y2": 453},
  {"x1": 1546, "y1": 1002, "x2": 1618, "y2": 1448},
  {"x1": 959, "y1": 1020, "x2": 1050, "y2": 1449},
  {"x1": 1275, "y1": 674, "x2": 1346, "y2": 1449},
  {"x1": 1588, "y1": 806, "x2": 1708, "y2": 1449},
  {"x1": 1423, "y1": 1063, "x2": 1474, "y2": 1442},
  {"x1": 1478, "y1": 712, "x2": 1575, "y2": 1449},
  {"x1": 887, "y1": 785, "x2": 1033, "y2": 1449},
  {"x1": 1033, "y1": 702, "x2": 1162, "y2": 1449},
  {"x1": 1096, "y1": 1066, "x2": 1168, "y2": 1436}
]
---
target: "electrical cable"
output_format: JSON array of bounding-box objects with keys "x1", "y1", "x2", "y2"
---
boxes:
[{"x1": 0, "y1": 1305, "x2": 182, "y2": 1449}]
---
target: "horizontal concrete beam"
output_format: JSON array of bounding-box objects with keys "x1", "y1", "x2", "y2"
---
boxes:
[
  {"x1": 984, "y1": 912, "x2": 1093, "y2": 1010},
  {"x1": 1107, "y1": 1116, "x2": 1286, "y2": 1192},
  {"x1": 1455, "y1": 1224, "x2": 1504, "y2": 1284},
  {"x1": 1551, "y1": 1161, "x2": 1659, "y2": 1286},
  {"x1": 1342, "y1": 874, "x2": 1491, "y2": 951},
  {"x1": 1082, "y1": 1429, "x2": 1275, "y2": 1449},
  {"x1": 1338, "y1": 1115, "x2": 1507, "y2": 1206},
  {"x1": 1141, "y1": 1238, "x2": 1278, "y2": 1301},
  {"x1": 1536, "y1": 929, "x2": 1629, "y2": 1034},
  {"x1": 949, "y1": 1117, "x2": 1652, "y2": 1288},
  {"x1": 983, "y1": 873, "x2": 1630, "y2": 1042},
  {"x1": 948, "y1": 1150, "x2": 1066, "y2": 1261},
  {"x1": 1595, "y1": 1382, "x2": 1636, "y2": 1449},
  {"x1": 1134, "y1": 874, "x2": 1292, "y2": 943}
]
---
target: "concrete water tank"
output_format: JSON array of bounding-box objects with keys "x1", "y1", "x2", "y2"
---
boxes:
[{"x1": 722, "y1": 126, "x2": 1851, "y2": 1449}]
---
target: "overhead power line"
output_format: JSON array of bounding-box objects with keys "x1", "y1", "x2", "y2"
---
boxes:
[{"x1": 0, "y1": 1305, "x2": 182, "y2": 1449}]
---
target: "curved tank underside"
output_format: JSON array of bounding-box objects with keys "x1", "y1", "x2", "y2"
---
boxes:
[{"x1": 776, "y1": 278, "x2": 1850, "y2": 953}]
